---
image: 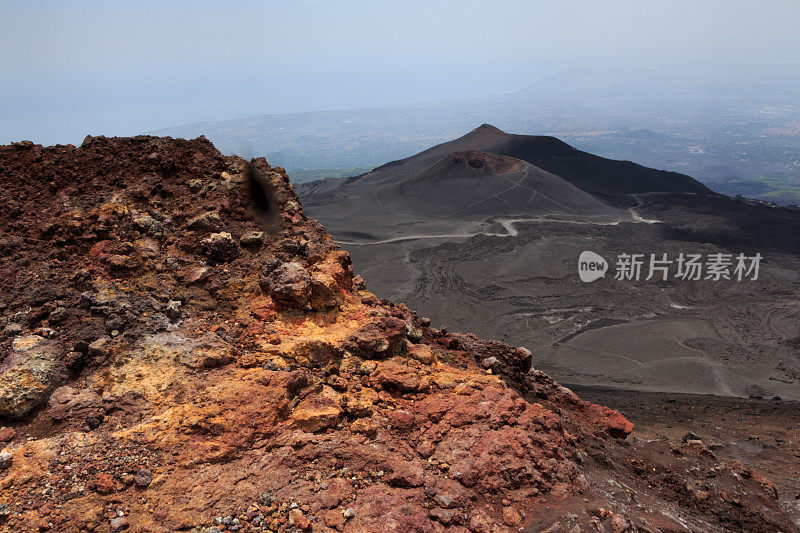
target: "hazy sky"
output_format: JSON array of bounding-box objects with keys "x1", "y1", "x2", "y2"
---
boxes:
[{"x1": 2, "y1": 0, "x2": 799, "y2": 145}]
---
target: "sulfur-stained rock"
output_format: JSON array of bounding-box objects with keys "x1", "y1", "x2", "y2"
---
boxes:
[
  {"x1": 147, "y1": 332, "x2": 233, "y2": 369},
  {"x1": 289, "y1": 339, "x2": 343, "y2": 367},
  {"x1": 291, "y1": 385, "x2": 343, "y2": 432},
  {"x1": 186, "y1": 211, "x2": 224, "y2": 232},
  {"x1": 309, "y1": 271, "x2": 342, "y2": 309},
  {"x1": 342, "y1": 387, "x2": 379, "y2": 417},
  {"x1": 350, "y1": 417, "x2": 378, "y2": 436},
  {"x1": 407, "y1": 343, "x2": 435, "y2": 364},
  {"x1": 239, "y1": 230, "x2": 264, "y2": 246},
  {"x1": 306, "y1": 249, "x2": 353, "y2": 290},
  {"x1": 0, "y1": 336, "x2": 67, "y2": 419}
]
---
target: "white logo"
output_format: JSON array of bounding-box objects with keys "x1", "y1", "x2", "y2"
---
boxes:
[{"x1": 578, "y1": 251, "x2": 608, "y2": 282}]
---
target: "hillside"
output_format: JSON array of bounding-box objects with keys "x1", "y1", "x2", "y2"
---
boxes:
[
  {"x1": 299, "y1": 124, "x2": 713, "y2": 207},
  {"x1": 0, "y1": 137, "x2": 793, "y2": 531},
  {"x1": 296, "y1": 127, "x2": 800, "y2": 402}
]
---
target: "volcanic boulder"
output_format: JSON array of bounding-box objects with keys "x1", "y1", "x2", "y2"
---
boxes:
[{"x1": 0, "y1": 336, "x2": 67, "y2": 419}]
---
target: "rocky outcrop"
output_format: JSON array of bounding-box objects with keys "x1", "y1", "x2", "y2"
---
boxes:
[
  {"x1": 0, "y1": 136, "x2": 793, "y2": 532},
  {"x1": 259, "y1": 252, "x2": 352, "y2": 311},
  {"x1": 0, "y1": 336, "x2": 67, "y2": 419}
]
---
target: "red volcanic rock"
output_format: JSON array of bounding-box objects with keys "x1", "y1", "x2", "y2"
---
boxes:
[
  {"x1": 0, "y1": 136, "x2": 792, "y2": 533},
  {"x1": 345, "y1": 317, "x2": 407, "y2": 358},
  {"x1": 0, "y1": 426, "x2": 15, "y2": 442},
  {"x1": 373, "y1": 359, "x2": 421, "y2": 392},
  {"x1": 382, "y1": 456, "x2": 425, "y2": 488},
  {"x1": 93, "y1": 473, "x2": 115, "y2": 495},
  {"x1": 261, "y1": 257, "x2": 347, "y2": 310},
  {"x1": 350, "y1": 417, "x2": 378, "y2": 436},
  {"x1": 586, "y1": 403, "x2": 635, "y2": 438},
  {"x1": 263, "y1": 261, "x2": 313, "y2": 309},
  {"x1": 389, "y1": 409, "x2": 415, "y2": 431}
]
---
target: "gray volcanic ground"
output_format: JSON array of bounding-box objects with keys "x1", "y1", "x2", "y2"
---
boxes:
[{"x1": 300, "y1": 125, "x2": 800, "y2": 400}]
